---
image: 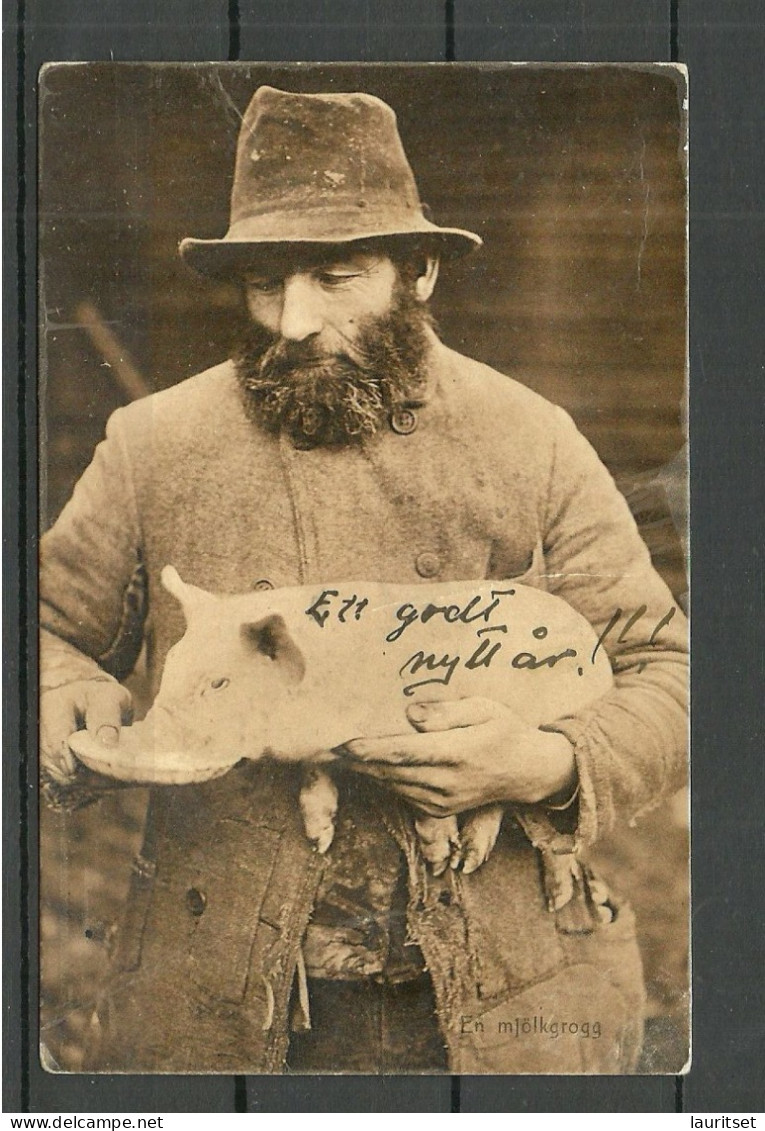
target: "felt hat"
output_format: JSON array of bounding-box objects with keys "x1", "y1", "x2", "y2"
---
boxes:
[{"x1": 179, "y1": 85, "x2": 482, "y2": 278}]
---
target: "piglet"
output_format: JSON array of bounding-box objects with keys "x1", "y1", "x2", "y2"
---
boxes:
[{"x1": 70, "y1": 568, "x2": 612, "y2": 874}]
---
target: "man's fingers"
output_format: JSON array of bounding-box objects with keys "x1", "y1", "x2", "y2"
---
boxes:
[
  {"x1": 337, "y1": 754, "x2": 456, "y2": 816},
  {"x1": 388, "y1": 785, "x2": 454, "y2": 817},
  {"x1": 84, "y1": 683, "x2": 132, "y2": 747},
  {"x1": 405, "y1": 696, "x2": 504, "y2": 733},
  {"x1": 341, "y1": 757, "x2": 452, "y2": 792},
  {"x1": 338, "y1": 733, "x2": 460, "y2": 768},
  {"x1": 39, "y1": 679, "x2": 133, "y2": 784},
  {"x1": 40, "y1": 695, "x2": 79, "y2": 778}
]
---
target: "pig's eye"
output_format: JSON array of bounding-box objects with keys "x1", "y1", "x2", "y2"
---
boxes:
[{"x1": 210, "y1": 677, "x2": 229, "y2": 690}]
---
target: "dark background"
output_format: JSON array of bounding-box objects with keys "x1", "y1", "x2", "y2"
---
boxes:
[{"x1": 5, "y1": 0, "x2": 763, "y2": 1116}]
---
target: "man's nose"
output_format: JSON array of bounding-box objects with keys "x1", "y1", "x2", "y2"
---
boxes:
[{"x1": 279, "y1": 275, "x2": 324, "y2": 341}]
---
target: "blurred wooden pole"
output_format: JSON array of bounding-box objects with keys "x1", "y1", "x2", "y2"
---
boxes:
[{"x1": 74, "y1": 300, "x2": 150, "y2": 402}]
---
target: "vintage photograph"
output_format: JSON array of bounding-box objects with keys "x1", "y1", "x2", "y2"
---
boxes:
[{"x1": 38, "y1": 62, "x2": 689, "y2": 1075}]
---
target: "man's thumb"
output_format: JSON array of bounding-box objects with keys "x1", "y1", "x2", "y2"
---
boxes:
[
  {"x1": 405, "y1": 696, "x2": 502, "y2": 732},
  {"x1": 84, "y1": 683, "x2": 131, "y2": 747}
]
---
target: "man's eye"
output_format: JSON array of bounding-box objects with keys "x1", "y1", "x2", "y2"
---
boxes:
[
  {"x1": 247, "y1": 278, "x2": 281, "y2": 294},
  {"x1": 317, "y1": 272, "x2": 357, "y2": 288},
  {"x1": 210, "y1": 677, "x2": 230, "y2": 690}
]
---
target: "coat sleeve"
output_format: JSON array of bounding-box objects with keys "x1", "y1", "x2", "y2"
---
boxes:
[
  {"x1": 40, "y1": 408, "x2": 147, "y2": 692},
  {"x1": 540, "y1": 406, "x2": 688, "y2": 847}
]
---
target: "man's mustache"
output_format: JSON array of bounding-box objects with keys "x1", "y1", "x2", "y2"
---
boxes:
[{"x1": 257, "y1": 334, "x2": 369, "y2": 375}]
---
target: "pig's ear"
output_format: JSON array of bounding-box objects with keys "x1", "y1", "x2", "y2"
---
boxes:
[
  {"x1": 161, "y1": 565, "x2": 214, "y2": 620},
  {"x1": 241, "y1": 615, "x2": 306, "y2": 685}
]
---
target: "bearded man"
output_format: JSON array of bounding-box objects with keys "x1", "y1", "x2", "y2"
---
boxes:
[{"x1": 40, "y1": 86, "x2": 688, "y2": 1074}]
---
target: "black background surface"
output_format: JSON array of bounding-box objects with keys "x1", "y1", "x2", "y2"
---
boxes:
[{"x1": 4, "y1": 0, "x2": 764, "y2": 1114}]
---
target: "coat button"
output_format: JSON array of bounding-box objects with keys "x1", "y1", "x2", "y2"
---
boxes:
[
  {"x1": 253, "y1": 578, "x2": 274, "y2": 591},
  {"x1": 186, "y1": 887, "x2": 207, "y2": 917},
  {"x1": 415, "y1": 551, "x2": 441, "y2": 578},
  {"x1": 390, "y1": 407, "x2": 418, "y2": 435}
]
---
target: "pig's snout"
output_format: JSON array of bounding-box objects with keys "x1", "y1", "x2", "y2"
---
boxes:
[{"x1": 141, "y1": 699, "x2": 200, "y2": 750}]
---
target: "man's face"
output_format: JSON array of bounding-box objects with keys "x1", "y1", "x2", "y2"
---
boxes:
[
  {"x1": 235, "y1": 246, "x2": 434, "y2": 447},
  {"x1": 243, "y1": 250, "x2": 399, "y2": 359}
]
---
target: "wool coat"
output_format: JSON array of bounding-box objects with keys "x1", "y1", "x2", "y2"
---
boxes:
[{"x1": 40, "y1": 335, "x2": 688, "y2": 1073}]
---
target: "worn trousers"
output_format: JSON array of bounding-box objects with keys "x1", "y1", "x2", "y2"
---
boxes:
[{"x1": 286, "y1": 975, "x2": 449, "y2": 1073}]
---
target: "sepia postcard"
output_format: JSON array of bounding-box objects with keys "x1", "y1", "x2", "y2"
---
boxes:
[{"x1": 38, "y1": 62, "x2": 689, "y2": 1076}]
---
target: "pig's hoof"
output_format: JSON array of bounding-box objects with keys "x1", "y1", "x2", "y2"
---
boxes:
[
  {"x1": 308, "y1": 824, "x2": 336, "y2": 854},
  {"x1": 460, "y1": 805, "x2": 504, "y2": 875},
  {"x1": 299, "y1": 767, "x2": 338, "y2": 855},
  {"x1": 300, "y1": 806, "x2": 337, "y2": 853},
  {"x1": 414, "y1": 815, "x2": 460, "y2": 875}
]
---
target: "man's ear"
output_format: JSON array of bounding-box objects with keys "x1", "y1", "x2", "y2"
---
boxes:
[{"x1": 414, "y1": 256, "x2": 439, "y2": 303}]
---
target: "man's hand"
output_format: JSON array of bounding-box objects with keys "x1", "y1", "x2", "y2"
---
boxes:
[
  {"x1": 337, "y1": 697, "x2": 576, "y2": 817},
  {"x1": 40, "y1": 679, "x2": 133, "y2": 783}
]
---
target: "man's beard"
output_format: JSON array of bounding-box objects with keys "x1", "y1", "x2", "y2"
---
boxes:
[{"x1": 234, "y1": 287, "x2": 434, "y2": 448}]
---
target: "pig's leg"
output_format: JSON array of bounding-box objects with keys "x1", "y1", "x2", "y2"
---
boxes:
[
  {"x1": 414, "y1": 815, "x2": 461, "y2": 876},
  {"x1": 299, "y1": 767, "x2": 338, "y2": 854},
  {"x1": 457, "y1": 804, "x2": 504, "y2": 874}
]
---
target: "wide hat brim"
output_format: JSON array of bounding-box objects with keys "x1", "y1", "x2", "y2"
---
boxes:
[
  {"x1": 179, "y1": 86, "x2": 483, "y2": 280},
  {"x1": 179, "y1": 217, "x2": 482, "y2": 280}
]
